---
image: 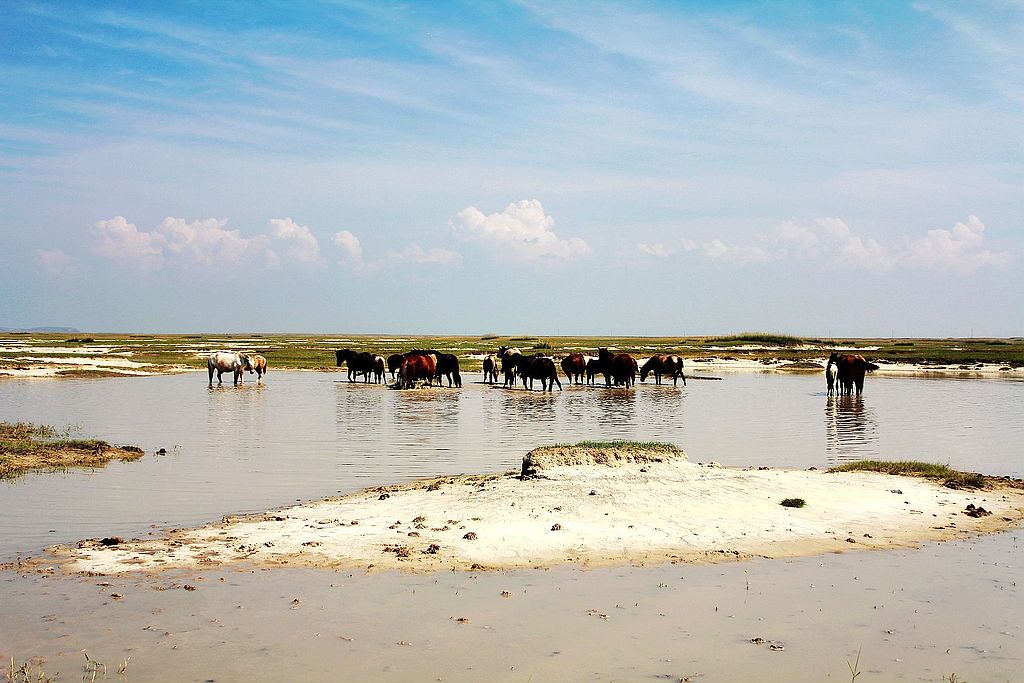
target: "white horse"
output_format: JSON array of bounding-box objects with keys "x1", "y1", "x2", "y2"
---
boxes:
[{"x1": 208, "y1": 351, "x2": 252, "y2": 386}]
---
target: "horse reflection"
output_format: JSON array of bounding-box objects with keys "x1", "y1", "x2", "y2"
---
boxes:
[{"x1": 824, "y1": 394, "x2": 878, "y2": 465}]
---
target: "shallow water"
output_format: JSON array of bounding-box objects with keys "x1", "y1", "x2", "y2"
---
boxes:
[
  {"x1": 1, "y1": 371, "x2": 1023, "y2": 681},
  {"x1": 0, "y1": 370, "x2": 1021, "y2": 560}
]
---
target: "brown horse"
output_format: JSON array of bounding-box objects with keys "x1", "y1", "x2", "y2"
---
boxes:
[
  {"x1": 826, "y1": 352, "x2": 879, "y2": 395},
  {"x1": 372, "y1": 356, "x2": 386, "y2": 384},
  {"x1": 598, "y1": 348, "x2": 637, "y2": 387},
  {"x1": 249, "y1": 354, "x2": 268, "y2": 384},
  {"x1": 397, "y1": 353, "x2": 436, "y2": 389},
  {"x1": 585, "y1": 358, "x2": 601, "y2": 385},
  {"x1": 640, "y1": 354, "x2": 686, "y2": 386},
  {"x1": 518, "y1": 354, "x2": 562, "y2": 391},
  {"x1": 560, "y1": 353, "x2": 586, "y2": 385}
]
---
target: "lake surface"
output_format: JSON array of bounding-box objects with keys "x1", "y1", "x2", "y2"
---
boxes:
[
  {"x1": 2, "y1": 370, "x2": 1023, "y2": 681},
  {"x1": 0, "y1": 370, "x2": 1021, "y2": 560}
]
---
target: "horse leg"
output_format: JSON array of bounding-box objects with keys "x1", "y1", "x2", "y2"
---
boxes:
[{"x1": 208, "y1": 366, "x2": 214, "y2": 387}]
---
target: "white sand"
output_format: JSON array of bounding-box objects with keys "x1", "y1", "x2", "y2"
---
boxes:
[{"x1": 53, "y1": 453, "x2": 1024, "y2": 576}]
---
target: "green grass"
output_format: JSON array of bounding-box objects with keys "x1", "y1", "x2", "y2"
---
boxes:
[
  {"x1": 829, "y1": 461, "x2": 989, "y2": 489},
  {"x1": 552, "y1": 440, "x2": 683, "y2": 452},
  {"x1": 0, "y1": 421, "x2": 141, "y2": 479},
  {"x1": 710, "y1": 332, "x2": 805, "y2": 346},
  {"x1": 3, "y1": 333, "x2": 1023, "y2": 375}
]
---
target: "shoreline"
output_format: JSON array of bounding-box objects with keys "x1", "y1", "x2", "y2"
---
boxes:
[{"x1": 37, "y1": 451, "x2": 1024, "y2": 576}]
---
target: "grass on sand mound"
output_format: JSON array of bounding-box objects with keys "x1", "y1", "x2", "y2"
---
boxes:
[
  {"x1": 0, "y1": 421, "x2": 144, "y2": 479},
  {"x1": 522, "y1": 440, "x2": 685, "y2": 477},
  {"x1": 828, "y1": 460, "x2": 1024, "y2": 491}
]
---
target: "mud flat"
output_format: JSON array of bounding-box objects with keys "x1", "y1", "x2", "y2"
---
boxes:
[{"x1": 43, "y1": 443, "x2": 1024, "y2": 576}]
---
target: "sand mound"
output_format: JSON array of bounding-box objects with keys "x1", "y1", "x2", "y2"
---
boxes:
[{"x1": 521, "y1": 442, "x2": 686, "y2": 477}]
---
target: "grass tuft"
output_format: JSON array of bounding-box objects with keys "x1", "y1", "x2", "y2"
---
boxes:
[
  {"x1": 829, "y1": 460, "x2": 989, "y2": 490},
  {"x1": 0, "y1": 421, "x2": 143, "y2": 479},
  {"x1": 551, "y1": 440, "x2": 682, "y2": 452},
  {"x1": 780, "y1": 498, "x2": 806, "y2": 508}
]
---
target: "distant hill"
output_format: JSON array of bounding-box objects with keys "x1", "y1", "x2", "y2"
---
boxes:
[{"x1": 0, "y1": 326, "x2": 80, "y2": 333}]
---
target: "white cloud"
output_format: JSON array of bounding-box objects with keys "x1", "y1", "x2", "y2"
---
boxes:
[
  {"x1": 637, "y1": 242, "x2": 671, "y2": 257},
  {"x1": 332, "y1": 230, "x2": 363, "y2": 263},
  {"x1": 269, "y1": 218, "x2": 321, "y2": 265},
  {"x1": 34, "y1": 249, "x2": 74, "y2": 276},
  {"x1": 159, "y1": 217, "x2": 254, "y2": 264},
  {"x1": 905, "y1": 215, "x2": 1011, "y2": 274},
  {"x1": 389, "y1": 244, "x2": 463, "y2": 266},
  {"x1": 91, "y1": 216, "x2": 166, "y2": 269},
  {"x1": 451, "y1": 199, "x2": 590, "y2": 261},
  {"x1": 87, "y1": 215, "x2": 328, "y2": 271},
  {"x1": 701, "y1": 238, "x2": 777, "y2": 264}
]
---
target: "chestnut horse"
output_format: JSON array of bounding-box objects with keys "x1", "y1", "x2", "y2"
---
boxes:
[
  {"x1": 826, "y1": 352, "x2": 879, "y2": 395},
  {"x1": 640, "y1": 354, "x2": 686, "y2": 386},
  {"x1": 585, "y1": 358, "x2": 601, "y2": 385},
  {"x1": 249, "y1": 354, "x2": 268, "y2": 384},
  {"x1": 560, "y1": 353, "x2": 587, "y2": 385},
  {"x1": 598, "y1": 348, "x2": 637, "y2": 387},
  {"x1": 397, "y1": 353, "x2": 436, "y2": 389}
]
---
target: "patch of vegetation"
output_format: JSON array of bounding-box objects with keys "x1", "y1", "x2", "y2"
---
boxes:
[
  {"x1": 480, "y1": 334, "x2": 499, "y2": 340},
  {"x1": 509, "y1": 336, "x2": 537, "y2": 342},
  {"x1": 711, "y1": 332, "x2": 805, "y2": 346},
  {"x1": 553, "y1": 440, "x2": 683, "y2": 453},
  {"x1": 893, "y1": 342, "x2": 915, "y2": 346},
  {"x1": 829, "y1": 460, "x2": 990, "y2": 490},
  {"x1": 64, "y1": 337, "x2": 96, "y2": 343},
  {"x1": 532, "y1": 341, "x2": 553, "y2": 349},
  {"x1": 0, "y1": 421, "x2": 144, "y2": 479},
  {"x1": 780, "y1": 498, "x2": 806, "y2": 508}
]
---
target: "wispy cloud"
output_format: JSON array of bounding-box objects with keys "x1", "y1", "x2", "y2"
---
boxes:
[
  {"x1": 684, "y1": 215, "x2": 1010, "y2": 274},
  {"x1": 388, "y1": 244, "x2": 463, "y2": 267},
  {"x1": 637, "y1": 243, "x2": 671, "y2": 258},
  {"x1": 34, "y1": 248, "x2": 75, "y2": 276}
]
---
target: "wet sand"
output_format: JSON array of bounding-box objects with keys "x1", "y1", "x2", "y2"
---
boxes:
[{"x1": 50, "y1": 448, "x2": 1024, "y2": 576}]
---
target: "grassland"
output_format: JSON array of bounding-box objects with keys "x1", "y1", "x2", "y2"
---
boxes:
[
  {"x1": 829, "y1": 460, "x2": 1024, "y2": 490},
  {"x1": 0, "y1": 421, "x2": 144, "y2": 479},
  {"x1": 1, "y1": 331, "x2": 1022, "y2": 375}
]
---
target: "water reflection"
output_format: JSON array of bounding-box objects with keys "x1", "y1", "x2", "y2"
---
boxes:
[{"x1": 824, "y1": 394, "x2": 878, "y2": 464}]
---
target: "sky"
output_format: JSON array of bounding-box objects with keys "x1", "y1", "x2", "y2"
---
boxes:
[{"x1": 1, "y1": 0, "x2": 1021, "y2": 336}]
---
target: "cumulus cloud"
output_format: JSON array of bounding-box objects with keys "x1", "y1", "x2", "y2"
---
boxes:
[
  {"x1": 159, "y1": 217, "x2": 255, "y2": 264},
  {"x1": 269, "y1": 218, "x2": 321, "y2": 265},
  {"x1": 88, "y1": 216, "x2": 325, "y2": 271},
  {"x1": 34, "y1": 249, "x2": 74, "y2": 276},
  {"x1": 450, "y1": 200, "x2": 590, "y2": 261},
  {"x1": 685, "y1": 215, "x2": 1009, "y2": 274},
  {"x1": 332, "y1": 230, "x2": 363, "y2": 264},
  {"x1": 388, "y1": 244, "x2": 463, "y2": 266},
  {"x1": 91, "y1": 216, "x2": 167, "y2": 269},
  {"x1": 904, "y1": 215, "x2": 1011, "y2": 274},
  {"x1": 637, "y1": 242, "x2": 671, "y2": 258}
]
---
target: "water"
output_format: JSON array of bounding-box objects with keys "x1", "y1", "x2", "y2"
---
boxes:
[
  {"x1": 2, "y1": 370, "x2": 1023, "y2": 681},
  {"x1": 0, "y1": 370, "x2": 1021, "y2": 560}
]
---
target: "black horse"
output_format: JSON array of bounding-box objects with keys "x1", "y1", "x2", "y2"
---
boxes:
[
  {"x1": 336, "y1": 349, "x2": 375, "y2": 383},
  {"x1": 518, "y1": 354, "x2": 562, "y2": 391}
]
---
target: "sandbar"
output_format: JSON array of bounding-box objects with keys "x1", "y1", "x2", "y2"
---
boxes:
[{"x1": 48, "y1": 445, "x2": 1024, "y2": 576}]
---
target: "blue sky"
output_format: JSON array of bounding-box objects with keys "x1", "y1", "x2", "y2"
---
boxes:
[{"x1": 1, "y1": 0, "x2": 1021, "y2": 336}]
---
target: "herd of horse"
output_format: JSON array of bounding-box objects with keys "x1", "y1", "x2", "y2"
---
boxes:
[
  {"x1": 207, "y1": 347, "x2": 879, "y2": 396},
  {"x1": 333, "y1": 345, "x2": 687, "y2": 391}
]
